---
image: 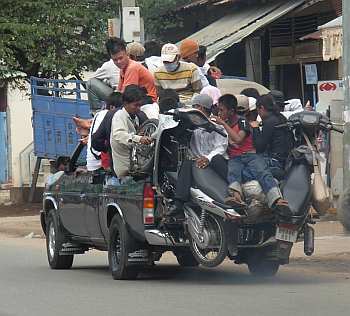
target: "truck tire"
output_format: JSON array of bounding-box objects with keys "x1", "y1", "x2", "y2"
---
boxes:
[
  {"x1": 339, "y1": 188, "x2": 350, "y2": 232},
  {"x1": 247, "y1": 260, "x2": 280, "y2": 277},
  {"x1": 108, "y1": 215, "x2": 139, "y2": 280},
  {"x1": 174, "y1": 250, "x2": 199, "y2": 267},
  {"x1": 46, "y1": 211, "x2": 74, "y2": 269}
]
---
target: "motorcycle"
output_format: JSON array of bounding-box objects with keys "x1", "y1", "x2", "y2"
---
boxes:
[{"x1": 129, "y1": 108, "x2": 342, "y2": 276}]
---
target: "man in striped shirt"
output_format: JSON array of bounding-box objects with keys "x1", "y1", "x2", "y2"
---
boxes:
[{"x1": 154, "y1": 43, "x2": 203, "y2": 103}]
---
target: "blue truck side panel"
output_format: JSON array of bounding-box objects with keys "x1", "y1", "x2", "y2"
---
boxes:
[{"x1": 31, "y1": 77, "x2": 91, "y2": 159}]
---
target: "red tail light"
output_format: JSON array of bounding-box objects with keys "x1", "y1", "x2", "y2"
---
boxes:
[{"x1": 143, "y1": 183, "x2": 155, "y2": 225}]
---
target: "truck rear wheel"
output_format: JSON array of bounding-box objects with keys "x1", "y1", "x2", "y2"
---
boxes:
[
  {"x1": 108, "y1": 215, "x2": 139, "y2": 280},
  {"x1": 46, "y1": 211, "x2": 74, "y2": 269}
]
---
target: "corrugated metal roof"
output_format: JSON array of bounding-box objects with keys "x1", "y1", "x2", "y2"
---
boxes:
[
  {"x1": 318, "y1": 16, "x2": 342, "y2": 29},
  {"x1": 181, "y1": 0, "x2": 306, "y2": 61},
  {"x1": 177, "y1": 0, "x2": 236, "y2": 11}
]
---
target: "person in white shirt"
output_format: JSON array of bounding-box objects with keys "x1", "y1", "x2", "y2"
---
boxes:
[
  {"x1": 282, "y1": 99, "x2": 303, "y2": 119},
  {"x1": 169, "y1": 94, "x2": 227, "y2": 218},
  {"x1": 190, "y1": 94, "x2": 228, "y2": 168},
  {"x1": 86, "y1": 38, "x2": 121, "y2": 111},
  {"x1": 86, "y1": 109, "x2": 109, "y2": 171},
  {"x1": 110, "y1": 85, "x2": 153, "y2": 178},
  {"x1": 143, "y1": 40, "x2": 163, "y2": 74}
]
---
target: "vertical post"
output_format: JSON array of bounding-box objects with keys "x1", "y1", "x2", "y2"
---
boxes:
[
  {"x1": 299, "y1": 62, "x2": 305, "y2": 104},
  {"x1": 312, "y1": 85, "x2": 317, "y2": 108},
  {"x1": 343, "y1": 1, "x2": 350, "y2": 190},
  {"x1": 28, "y1": 157, "x2": 42, "y2": 203}
]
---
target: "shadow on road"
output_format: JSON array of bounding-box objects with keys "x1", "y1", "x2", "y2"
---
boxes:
[{"x1": 70, "y1": 263, "x2": 340, "y2": 285}]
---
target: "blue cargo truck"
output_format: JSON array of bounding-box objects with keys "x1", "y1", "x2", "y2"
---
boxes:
[{"x1": 29, "y1": 77, "x2": 91, "y2": 201}]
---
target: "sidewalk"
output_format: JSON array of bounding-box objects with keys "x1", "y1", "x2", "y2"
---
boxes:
[{"x1": 0, "y1": 215, "x2": 43, "y2": 237}]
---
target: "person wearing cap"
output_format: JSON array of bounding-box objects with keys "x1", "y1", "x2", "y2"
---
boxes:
[
  {"x1": 110, "y1": 38, "x2": 157, "y2": 102},
  {"x1": 250, "y1": 94, "x2": 294, "y2": 177},
  {"x1": 169, "y1": 94, "x2": 227, "y2": 219},
  {"x1": 154, "y1": 43, "x2": 203, "y2": 103},
  {"x1": 179, "y1": 39, "x2": 209, "y2": 88},
  {"x1": 269, "y1": 90, "x2": 285, "y2": 112},
  {"x1": 126, "y1": 41, "x2": 145, "y2": 62},
  {"x1": 236, "y1": 94, "x2": 258, "y2": 122}
]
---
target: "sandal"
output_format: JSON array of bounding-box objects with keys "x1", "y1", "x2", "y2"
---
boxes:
[
  {"x1": 224, "y1": 196, "x2": 247, "y2": 208},
  {"x1": 274, "y1": 199, "x2": 293, "y2": 217}
]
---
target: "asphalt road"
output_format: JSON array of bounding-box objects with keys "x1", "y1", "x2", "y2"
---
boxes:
[{"x1": 0, "y1": 235, "x2": 349, "y2": 316}]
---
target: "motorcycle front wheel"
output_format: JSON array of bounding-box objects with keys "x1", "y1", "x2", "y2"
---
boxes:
[
  {"x1": 134, "y1": 119, "x2": 159, "y2": 174},
  {"x1": 189, "y1": 213, "x2": 227, "y2": 268}
]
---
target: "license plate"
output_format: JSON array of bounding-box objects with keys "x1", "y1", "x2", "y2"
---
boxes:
[{"x1": 275, "y1": 226, "x2": 298, "y2": 243}]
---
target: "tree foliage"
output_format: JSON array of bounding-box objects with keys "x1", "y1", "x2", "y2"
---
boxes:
[
  {"x1": 138, "y1": 0, "x2": 191, "y2": 40},
  {"x1": 0, "y1": 0, "x2": 116, "y2": 81},
  {"x1": 0, "y1": 0, "x2": 191, "y2": 84}
]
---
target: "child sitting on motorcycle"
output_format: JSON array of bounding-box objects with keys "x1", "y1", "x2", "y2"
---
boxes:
[{"x1": 213, "y1": 94, "x2": 290, "y2": 215}]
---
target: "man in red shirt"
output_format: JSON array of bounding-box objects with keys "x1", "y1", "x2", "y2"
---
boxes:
[
  {"x1": 213, "y1": 94, "x2": 290, "y2": 215},
  {"x1": 110, "y1": 38, "x2": 157, "y2": 102}
]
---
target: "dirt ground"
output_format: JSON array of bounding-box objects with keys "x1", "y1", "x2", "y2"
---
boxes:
[{"x1": 0, "y1": 203, "x2": 41, "y2": 217}]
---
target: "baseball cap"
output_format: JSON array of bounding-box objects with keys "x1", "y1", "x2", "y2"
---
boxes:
[
  {"x1": 190, "y1": 94, "x2": 213, "y2": 110},
  {"x1": 236, "y1": 95, "x2": 249, "y2": 113},
  {"x1": 269, "y1": 90, "x2": 285, "y2": 106},
  {"x1": 248, "y1": 97, "x2": 257, "y2": 111},
  {"x1": 180, "y1": 39, "x2": 199, "y2": 59},
  {"x1": 161, "y1": 43, "x2": 179, "y2": 62},
  {"x1": 126, "y1": 42, "x2": 145, "y2": 57}
]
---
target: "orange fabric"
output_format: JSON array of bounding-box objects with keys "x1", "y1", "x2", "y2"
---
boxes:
[{"x1": 118, "y1": 60, "x2": 157, "y2": 102}]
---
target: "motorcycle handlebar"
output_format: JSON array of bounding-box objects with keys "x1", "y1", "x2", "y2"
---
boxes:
[
  {"x1": 331, "y1": 126, "x2": 344, "y2": 134},
  {"x1": 275, "y1": 120, "x2": 344, "y2": 134}
]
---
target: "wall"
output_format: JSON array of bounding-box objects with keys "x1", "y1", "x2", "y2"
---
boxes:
[{"x1": 7, "y1": 83, "x2": 33, "y2": 187}]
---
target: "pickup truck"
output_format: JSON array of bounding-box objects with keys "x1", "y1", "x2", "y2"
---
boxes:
[{"x1": 41, "y1": 144, "x2": 198, "y2": 280}]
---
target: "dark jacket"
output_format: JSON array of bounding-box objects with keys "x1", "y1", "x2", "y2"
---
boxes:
[{"x1": 252, "y1": 113, "x2": 292, "y2": 162}]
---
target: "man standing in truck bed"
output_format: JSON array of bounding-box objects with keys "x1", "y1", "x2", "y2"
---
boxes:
[
  {"x1": 111, "y1": 38, "x2": 157, "y2": 102},
  {"x1": 153, "y1": 43, "x2": 203, "y2": 103}
]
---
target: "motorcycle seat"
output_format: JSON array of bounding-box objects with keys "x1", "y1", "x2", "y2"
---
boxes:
[
  {"x1": 191, "y1": 164, "x2": 229, "y2": 205},
  {"x1": 281, "y1": 164, "x2": 311, "y2": 216}
]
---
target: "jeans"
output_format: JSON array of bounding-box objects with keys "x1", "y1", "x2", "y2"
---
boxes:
[
  {"x1": 86, "y1": 78, "x2": 114, "y2": 111},
  {"x1": 227, "y1": 153, "x2": 282, "y2": 207}
]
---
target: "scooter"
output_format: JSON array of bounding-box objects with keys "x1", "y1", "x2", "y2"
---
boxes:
[{"x1": 130, "y1": 108, "x2": 342, "y2": 276}]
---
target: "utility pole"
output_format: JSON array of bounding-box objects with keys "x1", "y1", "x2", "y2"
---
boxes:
[
  {"x1": 339, "y1": 1, "x2": 350, "y2": 231},
  {"x1": 343, "y1": 1, "x2": 350, "y2": 190}
]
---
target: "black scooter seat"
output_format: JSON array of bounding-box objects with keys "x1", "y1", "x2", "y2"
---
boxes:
[{"x1": 191, "y1": 164, "x2": 229, "y2": 205}]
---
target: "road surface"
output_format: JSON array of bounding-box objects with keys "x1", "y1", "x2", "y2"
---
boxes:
[{"x1": 0, "y1": 233, "x2": 349, "y2": 316}]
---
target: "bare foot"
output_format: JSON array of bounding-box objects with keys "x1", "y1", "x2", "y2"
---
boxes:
[
  {"x1": 73, "y1": 117, "x2": 92, "y2": 129},
  {"x1": 225, "y1": 190, "x2": 247, "y2": 207},
  {"x1": 76, "y1": 127, "x2": 90, "y2": 137}
]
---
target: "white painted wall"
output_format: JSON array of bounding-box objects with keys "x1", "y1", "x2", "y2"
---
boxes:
[{"x1": 7, "y1": 83, "x2": 33, "y2": 187}]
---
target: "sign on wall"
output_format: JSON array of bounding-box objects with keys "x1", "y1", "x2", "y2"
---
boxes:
[
  {"x1": 305, "y1": 64, "x2": 318, "y2": 85},
  {"x1": 317, "y1": 80, "x2": 344, "y2": 113}
]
